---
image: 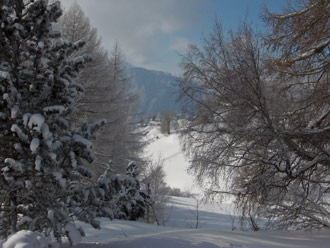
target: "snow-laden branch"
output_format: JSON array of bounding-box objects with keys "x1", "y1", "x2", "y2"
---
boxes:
[
  {"x1": 283, "y1": 37, "x2": 330, "y2": 65},
  {"x1": 270, "y1": 1, "x2": 319, "y2": 20},
  {"x1": 292, "y1": 155, "x2": 329, "y2": 177}
]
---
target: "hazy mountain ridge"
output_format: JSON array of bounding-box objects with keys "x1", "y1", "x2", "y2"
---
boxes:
[{"x1": 129, "y1": 66, "x2": 181, "y2": 118}]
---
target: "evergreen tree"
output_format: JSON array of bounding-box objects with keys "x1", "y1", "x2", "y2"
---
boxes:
[
  {"x1": 97, "y1": 161, "x2": 150, "y2": 221},
  {"x1": 0, "y1": 2, "x2": 150, "y2": 245},
  {"x1": 0, "y1": 0, "x2": 102, "y2": 243}
]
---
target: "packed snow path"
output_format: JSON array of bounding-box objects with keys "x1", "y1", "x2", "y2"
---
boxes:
[{"x1": 65, "y1": 219, "x2": 330, "y2": 248}]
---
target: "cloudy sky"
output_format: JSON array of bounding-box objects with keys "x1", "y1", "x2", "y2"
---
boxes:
[{"x1": 60, "y1": 0, "x2": 286, "y2": 75}]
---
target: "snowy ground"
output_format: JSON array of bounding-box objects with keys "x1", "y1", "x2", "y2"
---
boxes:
[
  {"x1": 53, "y1": 195, "x2": 329, "y2": 248},
  {"x1": 70, "y1": 209, "x2": 330, "y2": 248},
  {"x1": 4, "y1": 124, "x2": 330, "y2": 247},
  {"x1": 160, "y1": 196, "x2": 237, "y2": 230}
]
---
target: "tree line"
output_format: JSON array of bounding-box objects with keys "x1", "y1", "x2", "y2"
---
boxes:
[{"x1": 57, "y1": 1, "x2": 145, "y2": 177}]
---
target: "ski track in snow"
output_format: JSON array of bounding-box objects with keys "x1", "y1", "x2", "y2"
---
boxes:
[
  {"x1": 145, "y1": 125, "x2": 199, "y2": 193},
  {"x1": 65, "y1": 218, "x2": 330, "y2": 248},
  {"x1": 163, "y1": 151, "x2": 182, "y2": 161}
]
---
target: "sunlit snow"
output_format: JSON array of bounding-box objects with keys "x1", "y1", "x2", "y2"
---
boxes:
[{"x1": 145, "y1": 122, "x2": 199, "y2": 193}]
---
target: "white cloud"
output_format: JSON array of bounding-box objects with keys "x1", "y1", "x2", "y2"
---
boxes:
[
  {"x1": 59, "y1": 0, "x2": 210, "y2": 73},
  {"x1": 169, "y1": 37, "x2": 191, "y2": 53}
]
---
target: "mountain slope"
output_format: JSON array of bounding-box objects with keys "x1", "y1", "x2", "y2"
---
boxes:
[{"x1": 130, "y1": 66, "x2": 180, "y2": 118}]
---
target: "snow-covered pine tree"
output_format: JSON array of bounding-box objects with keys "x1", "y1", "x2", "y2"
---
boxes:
[
  {"x1": 119, "y1": 161, "x2": 150, "y2": 220},
  {"x1": 0, "y1": 0, "x2": 106, "y2": 243},
  {"x1": 97, "y1": 161, "x2": 150, "y2": 221}
]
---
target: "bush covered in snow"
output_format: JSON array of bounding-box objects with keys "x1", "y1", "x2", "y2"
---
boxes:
[{"x1": 2, "y1": 230, "x2": 51, "y2": 248}]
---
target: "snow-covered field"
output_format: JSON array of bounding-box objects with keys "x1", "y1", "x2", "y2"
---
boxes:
[
  {"x1": 54, "y1": 195, "x2": 329, "y2": 248},
  {"x1": 165, "y1": 196, "x2": 237, "y2": 230},
  {"x1": 145, "y1": 122, "x2": 199, "y2": 193},
  {"x1": 67, "y1": 202, "x2": 330, "y2": 248},
  {"x1": 68, "y1": 220, "x2": 330, "y2": 248}
]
